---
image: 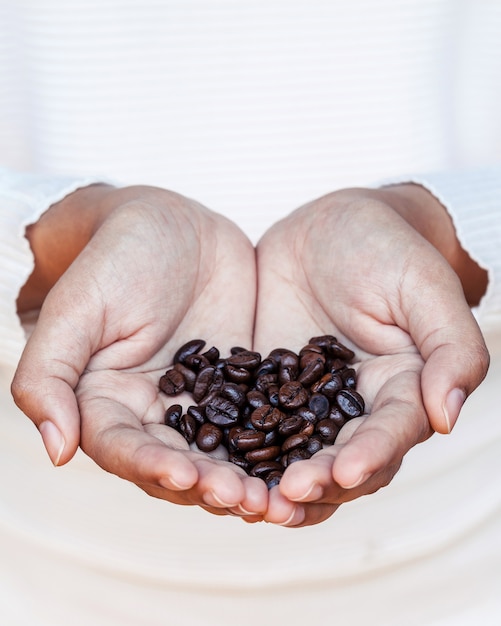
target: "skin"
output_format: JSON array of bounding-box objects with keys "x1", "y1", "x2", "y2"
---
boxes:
[{"x1": 11, "y1": 183, "x2": 489, "y2": 526}]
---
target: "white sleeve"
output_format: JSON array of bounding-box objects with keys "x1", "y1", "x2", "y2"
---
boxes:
[
  {"x1": 380, "y1": 166, "x2": 501, "y2": 330},
  {"x1": 0, "y1": 167, "x2": 106, "y2": 365}
]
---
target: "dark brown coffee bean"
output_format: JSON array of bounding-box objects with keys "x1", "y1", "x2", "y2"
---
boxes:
[
  {"x1": 284, "y1": 447, "x2": 312, "y2": 466},
  {"x1": 278, "y1": 351, "x2": 299, "y2": 384},
  {"x1": 328, "y1": 340, "x2": 355, "y2": 362},
  {"x1": 311, "y1": 372, "x2": 343, "y2": 399},
  {"x1": 220, "y1": 382, "x2": 246, "y2": 408},
  {"x1": 201, "y1": 346, "x2": 220, "y2": 363},
  {"x1": 328, "y1": 406, "x2": 347, "y2": 427},
  {"x1": 254, "y1": 358, "x2": 277, "y2": 377},
  {"x1": 232, "y1": 429, "x2": 266, "y2": 452},
  {"x1": 230, "y1": 346, "x2": 247, "y2": 355},
  {"x1": 297, "y1": 354, "x2": 326, "y2": 385},
  {"x1": 227, "y1": 350, "x2": 261, "y2": 370},
  {"x1": 336, "y1": 388, "x2": 365, "y2": 418},
  {"x1": 255, "y1": 373, "x2": 278, "y2": 394},
  {"x1": 305, "y1": 435, "x2": 323, "y2": 455},
  {"x1": 278, "y1": 414, "x2": 304, "y2": 437},
  {"x1": 245, "y1": 445, "x2": 281, "y2": 464},
  {"x1": 294, "y1": 406, "x2": 319, "y2": 424},
  {"x1": 249, "y1": 460, "x2": 284, "y2": 478},
  {"x1": 250, "y1": 405, "x2": 283, "y2": 432},
  {"x1": 164, "y1": 404, "x2": 183, "y2": 429},
  {"x1": 281, "y1": 433, "x2": 309, "y2": 453},
  {"x1": 159, "y1": 369, "x2": 185, "y2": 395},
  {"x1": 224, "y1": 363, "x2": 253, "y2": 383},
  {"x1": 246, "y1": 389, "x2": 269, "y2": 409},
  {"x1": 308, "y1": 392, "x2": 330, "y2": 419},
  {"x1": 268, "y1": 348, "x2": 292, "y2": 364},
  {"x1": 328, "y1": 358, "x2": 347, "y2": 373},
  {"x1": 316, "y1": 418, "x2": 340, "y2": 444},
  {"x1": 341, "y1": 368, "x2": 357, "y2": 389},
  {"x1": 265, "y1": 470, "x2": 283, "y2": 489},
  {"x1": 173, "y1": 362, "x2": 196, "y2": 392},
  {"x1": 278, "y1": 381, "x2": 308, "y2": 409},
  {"x1": 184, "y1": 353, "x2": 210, "y2": 371},
  {"x1": 299, "y1": 421, "x2": 315, "y2": 437},
  {"x1": 196, "y1": 422, "x2": 223, "y2": 452},
  {"x1": 179, "y1": 413, "x2": 197, "y2": 443},
  {"x1": 308, "y1": 334, "x2": 337, "y2": 351},
  {"x1": 193, "y1": 366, "x2": 224, "y2": 402},
  {"x1": 299, "y1": 343, "x2": 324, "y2": 358},
  {"x1": 268, "y1": 384, "x2": 280, "y2": 407},
  {"x1": 187, "y1": 405, "x2": 206, "y2": 425},
  {"x1": 196, "y1": 389, "x2": 221, "y2": 408},
  {"x1": 228, "y1": 453, "x2": 252, "y2": 473},
  {"x1": 263, "y1": 429, "x2": 279, "y2": 446},
  {"x1": 173, "y1": 339, "x2": 206, "y2": 364},
  {"x1": 205, "y1": 397, "x2": 240, "y2": 426}
]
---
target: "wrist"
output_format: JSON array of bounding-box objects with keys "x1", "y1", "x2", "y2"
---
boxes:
[
  {"x1": 369, "y1": 184, "x2": 488, "y2": 307},
  {"x1": 17, "y1": 183, "x2": 116, "y2": 312}
]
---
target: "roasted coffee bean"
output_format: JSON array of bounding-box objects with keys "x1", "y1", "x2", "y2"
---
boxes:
[
  {"x1": 245, "y1": 445, "x2": 281, "y2": 464},
  {"x1": 298, "y1": 355, "x2": 326, "y2": 385},
  {"x1": 179, "y1": 413, "x2": 197, "y2": 443},
  {"x1": 246, "y1": 389, "x2": 269, "y2": 409},
  {"x1": 196, "y1": 422, "x2": 223, "y2": 452},
  {"x1": 187, "y1": 405, "x2": 206, "y2": 425},
  {"x1": 329, "y1": 341, "x2": 355, "y2": 362},
  {"x1": 268, "y1": 348, "x2": 291, "y2": 364},
  {"x1": 164, "y1": 404, "x2": 183, "y2": 429},
  {"x1": 268, "y1": 385, "x2": 280, "y2": 407},
  {"x1": 308, "y1": 392, "x2": 330, "y2": 419},
  {"x1": 278, "y1": 414, "x2": 304, "y2": 437},
  {"x1": 220, "y1": 382, "x2": 247, "y2": 408},
  {"x1": 193, "y1": 366, "x2": 224, "y2": 402},
  {"x1": 299, "y1": 343, "x2": 324, "y2": 358},
  {"x1": 231, "y1": 429, "x2": 266, "y2": 452},
  {"x1": 305, "y1": 435, "x2": 323, "y2": 455},
  {"x1": 250, "y1": 405, "x2": 283, "y2": 432},
  {"x1": 341, "y1": 368, "x2": 357, "y2": 389},
  {"x1": 173, "y1": 338, "x2": 206, "y2": 364},
  {"x1": 249, "y1": 460, "x2": 284, "y2": 478},
  {"x1": 224, "y1": 363, "x2": 253, "y2": 384},
  {"x1": 201, "y1": 346, "x2": 220, "y2": 363},
  {"x1": 159, "y1": 369, "x2": 185, "y2": 395},
  {"x1": 299, "y1": 421, "x2": 315, "y2": 437},
  {"x1": 328, "y1": 358, "x2": 347, "y2": 373},
  {"x1": 328, "y1": 406, "x2": 347, "y2": 428},
  {"x1": 184, "y1": 353, "x2": 210, "y2": 371},
  {"x1": 255, "y1": 373, "x2": 278, "y2": 394},
  {"x1": 294, "y1": 406, "x2": 319, "y2": 424},
  {"x1": 336, "y1": 388, "x2": 365, "y2": 418},
  {"x1": 281, "y1": 433, "x2": 309, "y2": 453},
  {"x1": 254, "y1": 358, "x2": 277, "y2": 377},
  {"x1": 316, "y1": 418, "x2": 340, "y2": 444},
  {"x1": 311, "y1": 372, "x2": 343, "y2": 399},
  {"x1": 173, "y1": 362, "x2": 196, "y2": 392},
  {"x1": 228, "y1": 453, "x2": 252, "y2": 473},
  {"x1": 284, "y1": 447, "x2": 312, "y2": 466},
  {"x1": 263, "y1": 429, "x2": 279, "y2": 446},
  {"x1": 230, "y1": 346, "x2": 247, "y2": 355},
  {"x1": 278, "y1": 381, "x2": 309, "y2": 409},
  {"x1": 278, "y1": 351, "x2": 299, "y2": 384},
  {"x1": 308, "y1": 334, "x2": 337, "y2": 351},
  {"x1": 196, "y1": 389, "x2": 221, "y2": 408},
  {"x1": 227, "y1": 350, "x2": 261, "y2": 370},
  {"x1": 205, "y1": 397, "x2": 240, "y2": 426},
  {"x1": 265, "y1": 471, "x2": 284, "y2": 489}
]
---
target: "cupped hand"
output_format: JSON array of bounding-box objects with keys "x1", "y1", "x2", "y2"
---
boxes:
[
  {"x1": 253, "y1": 188, "x2": 489, "y2": 527},
  {"x1": 12, "y1": 186, "x2": 268, "y2": 516}
]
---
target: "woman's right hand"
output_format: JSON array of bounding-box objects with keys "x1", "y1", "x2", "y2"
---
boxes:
[{"x1": 11, "y1": 185, "x2": 268, "y2": 518}]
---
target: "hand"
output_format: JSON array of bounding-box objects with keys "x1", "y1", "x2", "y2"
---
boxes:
[
  {"x1": 11, "y1": 185, "x2": 268, "y2": 517},
  {"x1": 254, "y1": 187, "x2": 489, "y2": 527}
]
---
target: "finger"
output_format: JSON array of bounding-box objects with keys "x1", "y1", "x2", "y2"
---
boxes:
[{"x1": 404, "y1": 263, "x2": 490, "y2": 433}]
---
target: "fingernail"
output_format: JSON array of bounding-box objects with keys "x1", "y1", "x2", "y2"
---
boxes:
[
  {"x1": 340, "y1": 472, "x2": 370, "y2": 489},
  {"x1": 292, "y1": 482, "x2": 323, "y2": 502},
  {"x1": 39, "y1": 421, "x2": 65, "y2": 466},
  {"x1": 443, "y1": 388, "x2": 466, "y2": 433},
  {"x1": 229, "y1": 504, "x2": 255, "y2": 516},
  {"x1": 278, "y1": 506, "x2": 305, "y2": 527},
  {"x1": 207, "y1": 491, "x2": 237, "y2": 508}
]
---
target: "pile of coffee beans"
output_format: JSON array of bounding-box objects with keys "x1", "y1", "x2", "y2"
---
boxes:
[{"x1": 159, "y1": 336, "x2": 365, "y2": 488}]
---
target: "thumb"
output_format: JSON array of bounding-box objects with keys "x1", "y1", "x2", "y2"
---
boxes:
[
  {"x1": 11, "y1": 295, "x2": 99, "y2": 465},
  {"x1": 408, "y1": 270, "x2": 490, "y2": 434}
]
